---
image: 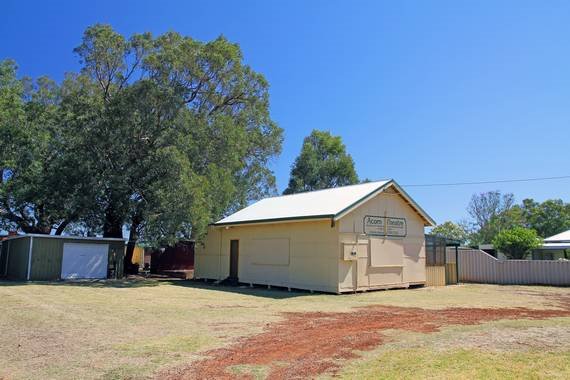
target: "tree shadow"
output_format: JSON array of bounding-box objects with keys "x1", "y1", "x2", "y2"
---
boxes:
[
  {"x1": 0, "y1": 279, "x2": 162, "y2": 288},
  {"x1": 0, "y1": 278, "x2": 321, "y2": 299},
  {"x1": 170, "y1": 280, "x2": 319, "y2": 299}
]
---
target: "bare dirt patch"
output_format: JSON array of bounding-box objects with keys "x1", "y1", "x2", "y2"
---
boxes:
[{"x1": 160, "y1": 295, "x2": 570, "y2": 380}]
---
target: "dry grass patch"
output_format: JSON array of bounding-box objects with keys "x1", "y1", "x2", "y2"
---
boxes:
[{"x1": 1, "y1": 280, "x2": 569, "y2": 379}]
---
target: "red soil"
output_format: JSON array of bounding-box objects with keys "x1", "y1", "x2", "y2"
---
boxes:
[{"x1": 160, "y1": 295, "x2": 570, "y2": 380}]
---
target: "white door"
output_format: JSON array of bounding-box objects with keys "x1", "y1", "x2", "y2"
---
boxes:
[{"x1": 61, "y1": 243, "x2": 109, "y2": 279}]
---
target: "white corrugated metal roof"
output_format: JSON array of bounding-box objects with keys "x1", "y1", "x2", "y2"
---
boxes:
[
  {"x1": 214, "y1": 179, "x2": 435, "y2": 227},
  {"x1": 545, "y1": 229, "x2": 570, "y2": 243}
]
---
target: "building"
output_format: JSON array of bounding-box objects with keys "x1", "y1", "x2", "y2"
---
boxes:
[
  {"x1": 0, "y1": 234, "x2": 125, "y2": 280},
  {"x1": 195, "y1": 179, "x2": 435, "y2": 293},
  {"x1": 532, "y1": 229, "x2": 570, "y2": 260},
  {"x1": 150, "y1": 240, "x2": 195, "y2": 278}
]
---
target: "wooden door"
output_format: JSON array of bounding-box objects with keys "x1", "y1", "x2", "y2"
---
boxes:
[{"x1": 229, "y1": 240, "x2": 239, "y2": 281}]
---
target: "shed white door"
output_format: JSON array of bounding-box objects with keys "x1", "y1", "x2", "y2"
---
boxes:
[{"x1": 61, "y1": 243, "x2": 109, "y2": 279}]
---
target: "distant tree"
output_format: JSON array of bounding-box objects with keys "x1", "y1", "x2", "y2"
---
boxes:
[
  {"x1": 284, "y1": 130, "x2": 358, "y2": 194},
  {"x1": 519, "y1": 198, "x2": 570, "y2": 238},
  {"x1": 467, "y1": 191, "x2": 516, "y2": 244},
  {"x1": 492, "y1": 227, "x2": 541, "y2": 259},
  {"x1": 430, "y1": 221, "x2": 469, "y2": 244}
]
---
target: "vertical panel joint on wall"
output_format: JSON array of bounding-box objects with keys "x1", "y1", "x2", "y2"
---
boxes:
[{"x1": 26, "y1": 236, "x2": 34, "y2": 280}]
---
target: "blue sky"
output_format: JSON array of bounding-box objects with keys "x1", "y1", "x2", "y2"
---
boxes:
[{"x1": 2, "y1": 0, "x2": 569, "y2": 225}]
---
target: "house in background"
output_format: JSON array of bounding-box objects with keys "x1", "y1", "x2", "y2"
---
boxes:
[
  {"x1": 479, "y1": 244, "x2": 507, "y2": 260},
  {"x1": 532, "y1": 229, "x2": 570, "y2": 260}
]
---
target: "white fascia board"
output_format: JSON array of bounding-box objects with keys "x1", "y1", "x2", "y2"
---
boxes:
[{"x1": 3, "y1": 234, "x2": 126, "y2": 242}]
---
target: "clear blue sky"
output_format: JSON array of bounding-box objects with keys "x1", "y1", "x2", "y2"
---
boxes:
[{"x1": 2, "y1": 0, "x2": 569, "y2": 224}]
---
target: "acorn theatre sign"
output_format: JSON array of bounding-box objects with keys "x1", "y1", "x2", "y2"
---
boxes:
[{"x1": 363, "y1": 215, "x2": 407, "y2": 237}]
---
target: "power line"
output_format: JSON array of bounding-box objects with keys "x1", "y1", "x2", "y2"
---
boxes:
[{"x1": 402, "y1": 175, "x2": 570, "y2": 188}]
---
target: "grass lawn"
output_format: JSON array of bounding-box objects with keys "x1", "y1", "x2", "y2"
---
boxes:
[{"x1": 1, "y1": 280, "x2": 569, "y2": 379}]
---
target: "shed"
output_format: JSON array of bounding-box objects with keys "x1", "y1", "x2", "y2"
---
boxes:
[
  {"x1": 0, "y1": 234, "x2": 125, "y2": 281},
  {"x1": 195, "y1": 179, "x2": 435, "y2": 293}
]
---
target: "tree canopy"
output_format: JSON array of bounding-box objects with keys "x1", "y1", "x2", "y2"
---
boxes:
[
  {"x1": 430, "y1": 221, "x2": 469, "y2": 244},
  {"x1": 0, "y1": 25, "x2": 283, "y2": 271},
  {"x1": 283, "y1": 129, "x2": 358, "y2": 194},
  {"x1": 463, "y1": 191, "x2": 570, "y2": 247},
  {"x1": 466, "y1": 191, "x2": 516, "y2": 245}
]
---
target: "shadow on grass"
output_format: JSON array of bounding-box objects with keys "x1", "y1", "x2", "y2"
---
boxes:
[{"x1": 0, "y1": 278, "x2": 318, "y2": 299}]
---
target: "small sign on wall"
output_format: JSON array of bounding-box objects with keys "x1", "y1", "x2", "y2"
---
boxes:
[{"x1": 363, "y1": 215, "x2": 407, "y2": 237}]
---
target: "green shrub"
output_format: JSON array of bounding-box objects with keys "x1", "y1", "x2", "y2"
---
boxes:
[{"x1": 492, "y1": 227, "x2": 542, "y2": 259}]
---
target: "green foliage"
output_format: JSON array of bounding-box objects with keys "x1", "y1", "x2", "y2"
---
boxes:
[
  {"x1": 66, "y1": 24, "x2": 282, "y2": 244},
  {"x1": 519, "y1": 198, "x2": 570, "y2": 238},
  {"x1": 0, "y1": 24, "x2": 282, "y2": 246},
  {"x1": 492, "y1": 227, "x2": 542, "y2": 259},
  {"x1": 283, "y1": 129, "x2": 358, "y2": 194},
  {"x1": 464, "y1": 191, "x2": 570, "y2": 246},
  {"x1": 0, "y1": 60, "x2": 82, "y2": 233},
  {"x1": 430, "y1": 221, "x2": 469, "y2": 244}
]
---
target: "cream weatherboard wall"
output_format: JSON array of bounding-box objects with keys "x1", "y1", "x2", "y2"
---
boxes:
[
  {"x1": 337, "y1": 189, "x2": 427, "y2": 292},
  {"x1": 195, "y1": 220, "x2": 340, "y2": 293},
  {"x1": 195, "y1": 185, "x2": 429, "y2": 293}
]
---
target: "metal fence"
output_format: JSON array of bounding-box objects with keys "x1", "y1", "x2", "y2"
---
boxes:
[{"x1": 455, "y1": 248, "x2": 570, "y2": 286}]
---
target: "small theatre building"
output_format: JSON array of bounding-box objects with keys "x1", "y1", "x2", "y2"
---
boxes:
[{"x1": 195, "y1": 180, "x2": 435, "y2": 293}]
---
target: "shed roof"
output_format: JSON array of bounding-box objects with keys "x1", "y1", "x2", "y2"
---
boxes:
[
  {"x1": 2, "y1": 234, "x2": 126, "y2": 242},
  {"x1": 214, "y1": 179, "x2": 435, "y2": 227},
  {"x1": 544, "y1": 229, "x2": 570, "y2": 243}
]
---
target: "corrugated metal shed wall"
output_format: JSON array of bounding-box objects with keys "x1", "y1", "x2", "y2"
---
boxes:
[
  {"x1": 29, "y1": 237, "x2": 126, "y2": 280},
  {"x1": 30, "y1": 237, "x2": 62, "y2": 280},
  {"x1": 0, "y1": 241, "x2": 8, "y2": 277},
  {"x1": 3, "y1": 236, "x2": 125, "y2": 280},
  {"x1": 6, "y1": 237, "x2": 30, "y2": 280}
]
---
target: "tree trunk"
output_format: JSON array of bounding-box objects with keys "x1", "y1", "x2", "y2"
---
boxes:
[
  {"x1": 21, "y1": 225, "x2": 52, "y2": 234},
  {"x1": 102, "y1": 205, "x2": 124, "y2": 238},
  {"x1": 124, "y1": 213, "x2": 142, "y2": 275},
  {"x1": 55, "y1": 220, "x2": 70, "y2": 235}
]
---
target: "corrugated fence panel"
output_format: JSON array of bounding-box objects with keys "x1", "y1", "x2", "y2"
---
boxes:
[
  {"x1": 445, "y1": 263, "x2": 457, "y2": 284},
  {"x1": 426, "y1": 266, "x2": 446, "y2": 286},
  {"x1": 457, "y1": 248, "x2": 570, "y2": 286}
]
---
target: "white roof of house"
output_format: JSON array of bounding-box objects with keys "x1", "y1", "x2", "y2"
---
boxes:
[
  {"x1": 542, "y1": 242, "x2": 570, "y2": 250},
  {"x1": 214, "y1": 179, "x2": 435, "y2": 227},
  {"x1": 544, "y1": 229, "x2": 570, "y2": 243}
]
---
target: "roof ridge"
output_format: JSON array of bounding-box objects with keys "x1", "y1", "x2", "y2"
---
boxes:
[{"x1": 264, "y1": 179, "x2": 392, "y2": 200}]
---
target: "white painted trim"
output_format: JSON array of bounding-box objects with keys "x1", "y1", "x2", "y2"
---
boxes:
[
  {"x1": 3, "y1": 234, "x2": 125, "y2": 242},
  {"x1": 26, "y1": 236, "x2": 34, "y2": 280},
  {"x1": 334, "y1": 181, "x2": 436, "y2": 227},
  {"x1": 213, "y1": 217, "x2": 331, "y2": 229}
]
